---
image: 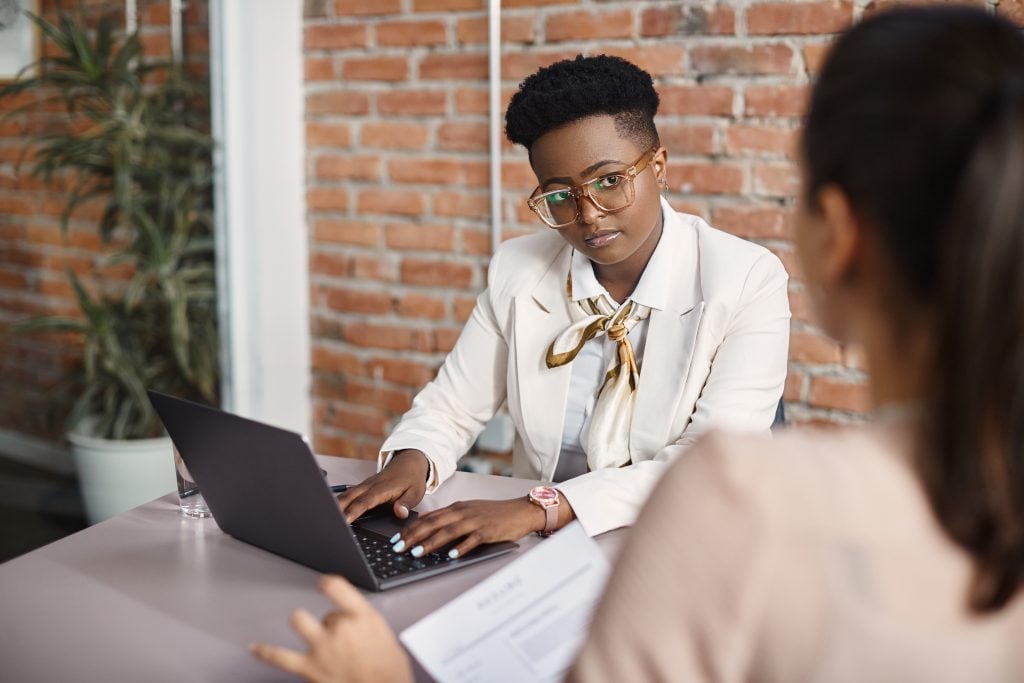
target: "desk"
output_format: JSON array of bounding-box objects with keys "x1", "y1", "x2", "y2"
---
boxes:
[{"x1": 0, "y1": 457, "x2": 626, "y2": 682}]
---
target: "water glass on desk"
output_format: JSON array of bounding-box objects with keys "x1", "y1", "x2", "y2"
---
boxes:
[{"x1": 174, "y1": 446, "x2": 212, "y2": 518}]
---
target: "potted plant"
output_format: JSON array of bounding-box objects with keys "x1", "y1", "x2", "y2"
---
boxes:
[{"x1": 1, "y1": 11, "x2": 219, "y2": 522}]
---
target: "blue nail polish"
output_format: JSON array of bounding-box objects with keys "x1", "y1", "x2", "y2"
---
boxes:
[
  {"x1": 389, "y1": 532, "x2": 401, "y2": 544},
  {"x1": 411, "y1": 545, "x2": 424, "y2": 558},
  {"x1": 392, "y1": 540, "x2": 405, "y2": 553},
  {"x1": 448, "y1": 549, "x2": 459, "y2": 559}
]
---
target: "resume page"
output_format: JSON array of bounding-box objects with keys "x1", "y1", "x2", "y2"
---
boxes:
[{"x1": 400, "y1": 522, "x2": 611, "y2": 683}]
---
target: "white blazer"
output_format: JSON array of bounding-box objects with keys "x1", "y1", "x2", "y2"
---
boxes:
[{"x1": 379, "y1": 199, "x2": 791, "y2": 535}]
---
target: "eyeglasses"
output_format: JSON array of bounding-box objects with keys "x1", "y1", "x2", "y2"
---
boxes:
[{"x1": 526, "y1": 149, "x2": 657, "y2": 229}]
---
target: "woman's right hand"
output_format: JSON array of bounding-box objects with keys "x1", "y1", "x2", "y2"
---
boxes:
[{"x1": 335, "y1": 449, "x2": 430, "y2": 523}]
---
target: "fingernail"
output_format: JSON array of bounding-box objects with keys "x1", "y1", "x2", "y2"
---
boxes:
[
  {"x1": 448, "y1": 549, "x2": 459, "y2": 559},
  {"x1": 411, "y1": 545, "x2": 424, "y2": 558},
  {"x1": 389, "y1": 532, "x2": 401, "y2": 543},
  {"x1": 397, "y1": 504, "x2": 409, "y2": 516},
  {"x1": 392, "y1": 540, "x2": 405, "y2": 552}
]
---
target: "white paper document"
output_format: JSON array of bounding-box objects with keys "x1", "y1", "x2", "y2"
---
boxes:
[{"x1": 400, "y1": 522, "x2": 611, "y2": 683}]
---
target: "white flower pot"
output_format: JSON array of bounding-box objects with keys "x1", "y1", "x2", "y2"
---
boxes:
[{"x1": 68, "y1": 428, "x2": 176, "y2": 524}]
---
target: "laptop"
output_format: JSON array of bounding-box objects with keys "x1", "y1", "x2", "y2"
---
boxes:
[{"x1": 148, "y1": 391, "x2": 517, "y2": 591}]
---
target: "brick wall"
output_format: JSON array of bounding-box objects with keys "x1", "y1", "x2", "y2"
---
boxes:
[
  {"x1": 0, "y1": 0, "x2": 209, "y2": 440},
  {"x1": 305, "y1": 0, "x2": 1024, "y2": 459}
]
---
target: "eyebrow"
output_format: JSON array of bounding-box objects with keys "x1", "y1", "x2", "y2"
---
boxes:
[{"x1": 540, "y1": 159, "x2": 625, "y2": 187}]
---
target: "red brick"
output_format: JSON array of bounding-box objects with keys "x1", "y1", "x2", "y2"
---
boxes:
[
  {"x1": 413, "y1": 0, "x2": 482, "y2": 9},
  {"x1": 790, "y1": 331, "x2": 842, "y2": 364},
  {"x1": 140, "y1": 33, "x2": 172, "y2": 57},
  {"x1": 747, "y1": 1, "x2": 854, "y2": 35},
  {"x1": 725, "y1": 124, "x2": 798, "y2": 157},
  {"x1": 640, "y1": 6, "x2": 735, "y2": 36},
  {"x1": 600, "y1": 46, "x2": 686, "y2": 77},
  {"x1": 306, "y1": 122, "x2": 351, "y2": 148},
  {"x1": 434, "y1": 327, "x2": 462, "y2": 353},
  {"x1": 433, "y1": 191, "x2": 489, "y2": 219},
  {"x1": 397, "y1": 293, "x2": 447, "y2": 319},
  {"x1": 335, "y1": 0, "x2": 402, "y2": 15},
  {"x1": 997, "y1": 0, "x2": 1024, "y2": 25},
  {"x1": 452, "y1": 296, "x2": 477, "y2": 323},
  {"x1": 809, "y1": 376, "x2": 871, "y2": 412},
  {"x1": 803, "y1": 42, "x2": 833, "y2": 75},
  {"x1": 401, "y1": 258, "x2": 474, "y2": 288},
  {"x1": 744, "y1": 85, "x2": 809, "y2": 118},
  {"x1": 502, "y1": 0, "x2": 575, "y2": 6},
  {"x1": 305, "y1": 57, "x2": 335, "y2": 82},
  {"x1": 501, "y1": 51, "x2": 578, "y2": 81},
  {"x1": 545, "y1": 10, "x2": 633, "y2": 42},
  {"x1": 351, "y1": 255, "x2": 400, "y2": 282},
  {"x1": 343, "y1": 379, "x2": 413, "y2": 413},
  {"x1": 784, "y1": 370, "x2": 805, "y2": 402},
  {"x1": 313, "y1": 219, "x2": 380, "y2": 246},
  {"x1": 305, "y1": 24, "x2": 369, "y2": 49},
  {"x1": 307, "y1": 90, "x2": 371, "y2": 116},
  {"x1": 385, "y1": 224, "x2": 456, "y2": 251},
  {"x1": 307, "y1": 187, "x2": 349, "y2": 212},
  {"x1": 314, "y1": 155, "x2": 381, "y2": 181},
  {"x1": 342, "y1": 56, "x2": 408, "y2": 82},
  {"x1": 323, "y1": 286, "x2": 393, "y2": 314},
  {"x1": 367, "y1": 357, "x2": 436, "y2": 387},
  {"x1": 454, "y1": 88, "x2": 489, "y2": 114},
  {"x1": 438, "y1": 122, "x2": 488, "y2": 152},
  {"x1": 753, "y1": 163, "x2": 800, "y2": 198},
  {"x1": 361, "y1": 122, "x2": 429, "y2": 150},
  {"x1": 343, "y1": 322, "x2": 434, "y2": 351},
  {"x1": 388, "y1": 157, "x2": 462, "y2": 185},
  {"x1": 667, "y1": 163, "x2": 744, "y2": 195},
  {"x1": 462, "y1": 161, "x2": 490, "y2": 188},
  {"x1": 312, "y1": 345, "x2": 365, "y2": 376},
  {"x1": 310, "y1": 251, "x2": 350, "y2": 277},
  {"x1": 501, "y1": 160, "x2": 537, "y2": 191},
  {"x1": 787, "y1": 287, "x2": 818, "y2": 325},
  {"x1": 357, "y1": 190, "x2": 426, "y2": 216},
  {"x1": 660, "y1": 124, "x2": 716, "y2": 156},
  {"x1": 420, "y1": 53, "x2": 489, "y2": 80},
  {"x1": 377, "y1": 20, "x2": 447, "y2": 47},
  {"x1": 691, "y1": 44, "x2": 795, "y2": 77},
  {"x1": 461, "y1": 228, "x2": 492, "y2": 255},
  {"x1": 659, "y1": 85, "x2": 734, "y2": 116},
  {"x1": 456, "y1": 16, "x2": 535, "y2": 45},
  {"x1": 711, "y1": 205, "x2": 793, "y2": 240},
  {"x1": 377, "y1": 90, "x2": 447, "y2": 116},
  {"x1": 312, "y1": 431, "x2": 358, "y2": 458},
  {"x1": 320, "y1": 403, "x2": 392, "y2": 438}
]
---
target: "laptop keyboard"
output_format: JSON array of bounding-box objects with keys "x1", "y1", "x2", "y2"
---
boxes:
[{"x1": 353, "y1": 527, "x2": 455, "y2": 580}]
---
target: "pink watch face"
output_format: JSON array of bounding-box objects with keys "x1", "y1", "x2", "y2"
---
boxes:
[{"x1": 530, "y1": 486, "x2": 558, "y2": 505}]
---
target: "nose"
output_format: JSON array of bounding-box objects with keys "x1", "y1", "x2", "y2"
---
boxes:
[{"x1": 577, "y1": 191, "x2": 605, "y2": 225}]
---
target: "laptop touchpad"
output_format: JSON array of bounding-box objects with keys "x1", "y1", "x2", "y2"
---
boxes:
[{"x1": 354, "y1": 511, "x2": 419, "y2": 538}]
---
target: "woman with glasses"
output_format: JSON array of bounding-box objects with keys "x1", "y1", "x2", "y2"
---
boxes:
[
  {"x1": 256, "y1": 8, "x2": 1024, "y2": 681},
  {"x1": 336, "y1": 55, "x2": 791, "y2": 557}
]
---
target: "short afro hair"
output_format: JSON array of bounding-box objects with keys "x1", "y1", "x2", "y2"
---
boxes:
[{"x1": 505, "y1": 54, "x2": 661, "y2": 152}]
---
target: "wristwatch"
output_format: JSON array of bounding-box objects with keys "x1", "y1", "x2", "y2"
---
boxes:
[{"x1": 528, "y1": 486, "x2": 560, "y2": 537}]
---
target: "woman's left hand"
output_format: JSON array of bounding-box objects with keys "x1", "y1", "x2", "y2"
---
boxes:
[
  {"x1": 250, "y1": 575, "x2": 412, "y2": 683},
  {"x1": 393, "y1": 498, "x2": 546, "y2": 559}
]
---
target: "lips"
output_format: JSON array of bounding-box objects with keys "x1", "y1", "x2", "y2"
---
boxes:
[{"x1": 583, "y1": 230, "x2": 621, "y2": 248}]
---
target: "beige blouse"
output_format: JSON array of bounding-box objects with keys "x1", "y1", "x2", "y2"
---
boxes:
[{"x1": 569, "y1": 425, "x2": 1024, "y2": 682}]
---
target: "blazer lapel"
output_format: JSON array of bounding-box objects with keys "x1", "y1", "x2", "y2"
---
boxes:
[
  {"x1": 513, "y1": 245, "x2": 575, "y2": 465},
  {"x1": 630, "y1": 207, "x2": 705, "y2": 460}
]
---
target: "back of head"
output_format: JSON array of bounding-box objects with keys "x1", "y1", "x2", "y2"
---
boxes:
[
  {"x1": 803, "y1": 6, "x2": 1024, "y2": 612},
  {"x1": 504, "y1": 54, "x2": 660, "y2": 153}
]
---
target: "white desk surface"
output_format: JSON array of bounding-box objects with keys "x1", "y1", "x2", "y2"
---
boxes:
[{"x1": 0, "y1": 456, "x2": 626, "y2": 682}]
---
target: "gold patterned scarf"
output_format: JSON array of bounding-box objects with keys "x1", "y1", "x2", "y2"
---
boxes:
[{"x1": 546, "y1": 271, "x2": 650, "y2": 470}]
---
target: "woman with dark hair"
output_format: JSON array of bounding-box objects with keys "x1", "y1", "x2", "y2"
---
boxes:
[
  {"x1": 335, "y1": 55, "x2": 790, "y2": 554},
  {"x1": 252, "y1": 7, "x2": 1024, "y2": 681}
]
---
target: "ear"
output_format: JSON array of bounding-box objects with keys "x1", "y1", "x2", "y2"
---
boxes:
[
  {"x1": 815, "y1": 184, "x2": 862, "y2": 290},
  {"x1": 652, "y1": 146, "x2": 669, "y2": 187}
]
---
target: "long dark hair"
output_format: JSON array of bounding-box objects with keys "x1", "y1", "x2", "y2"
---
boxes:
[{"x1": 803, "y1": 6, "x2": 1024, "y2": 612}]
